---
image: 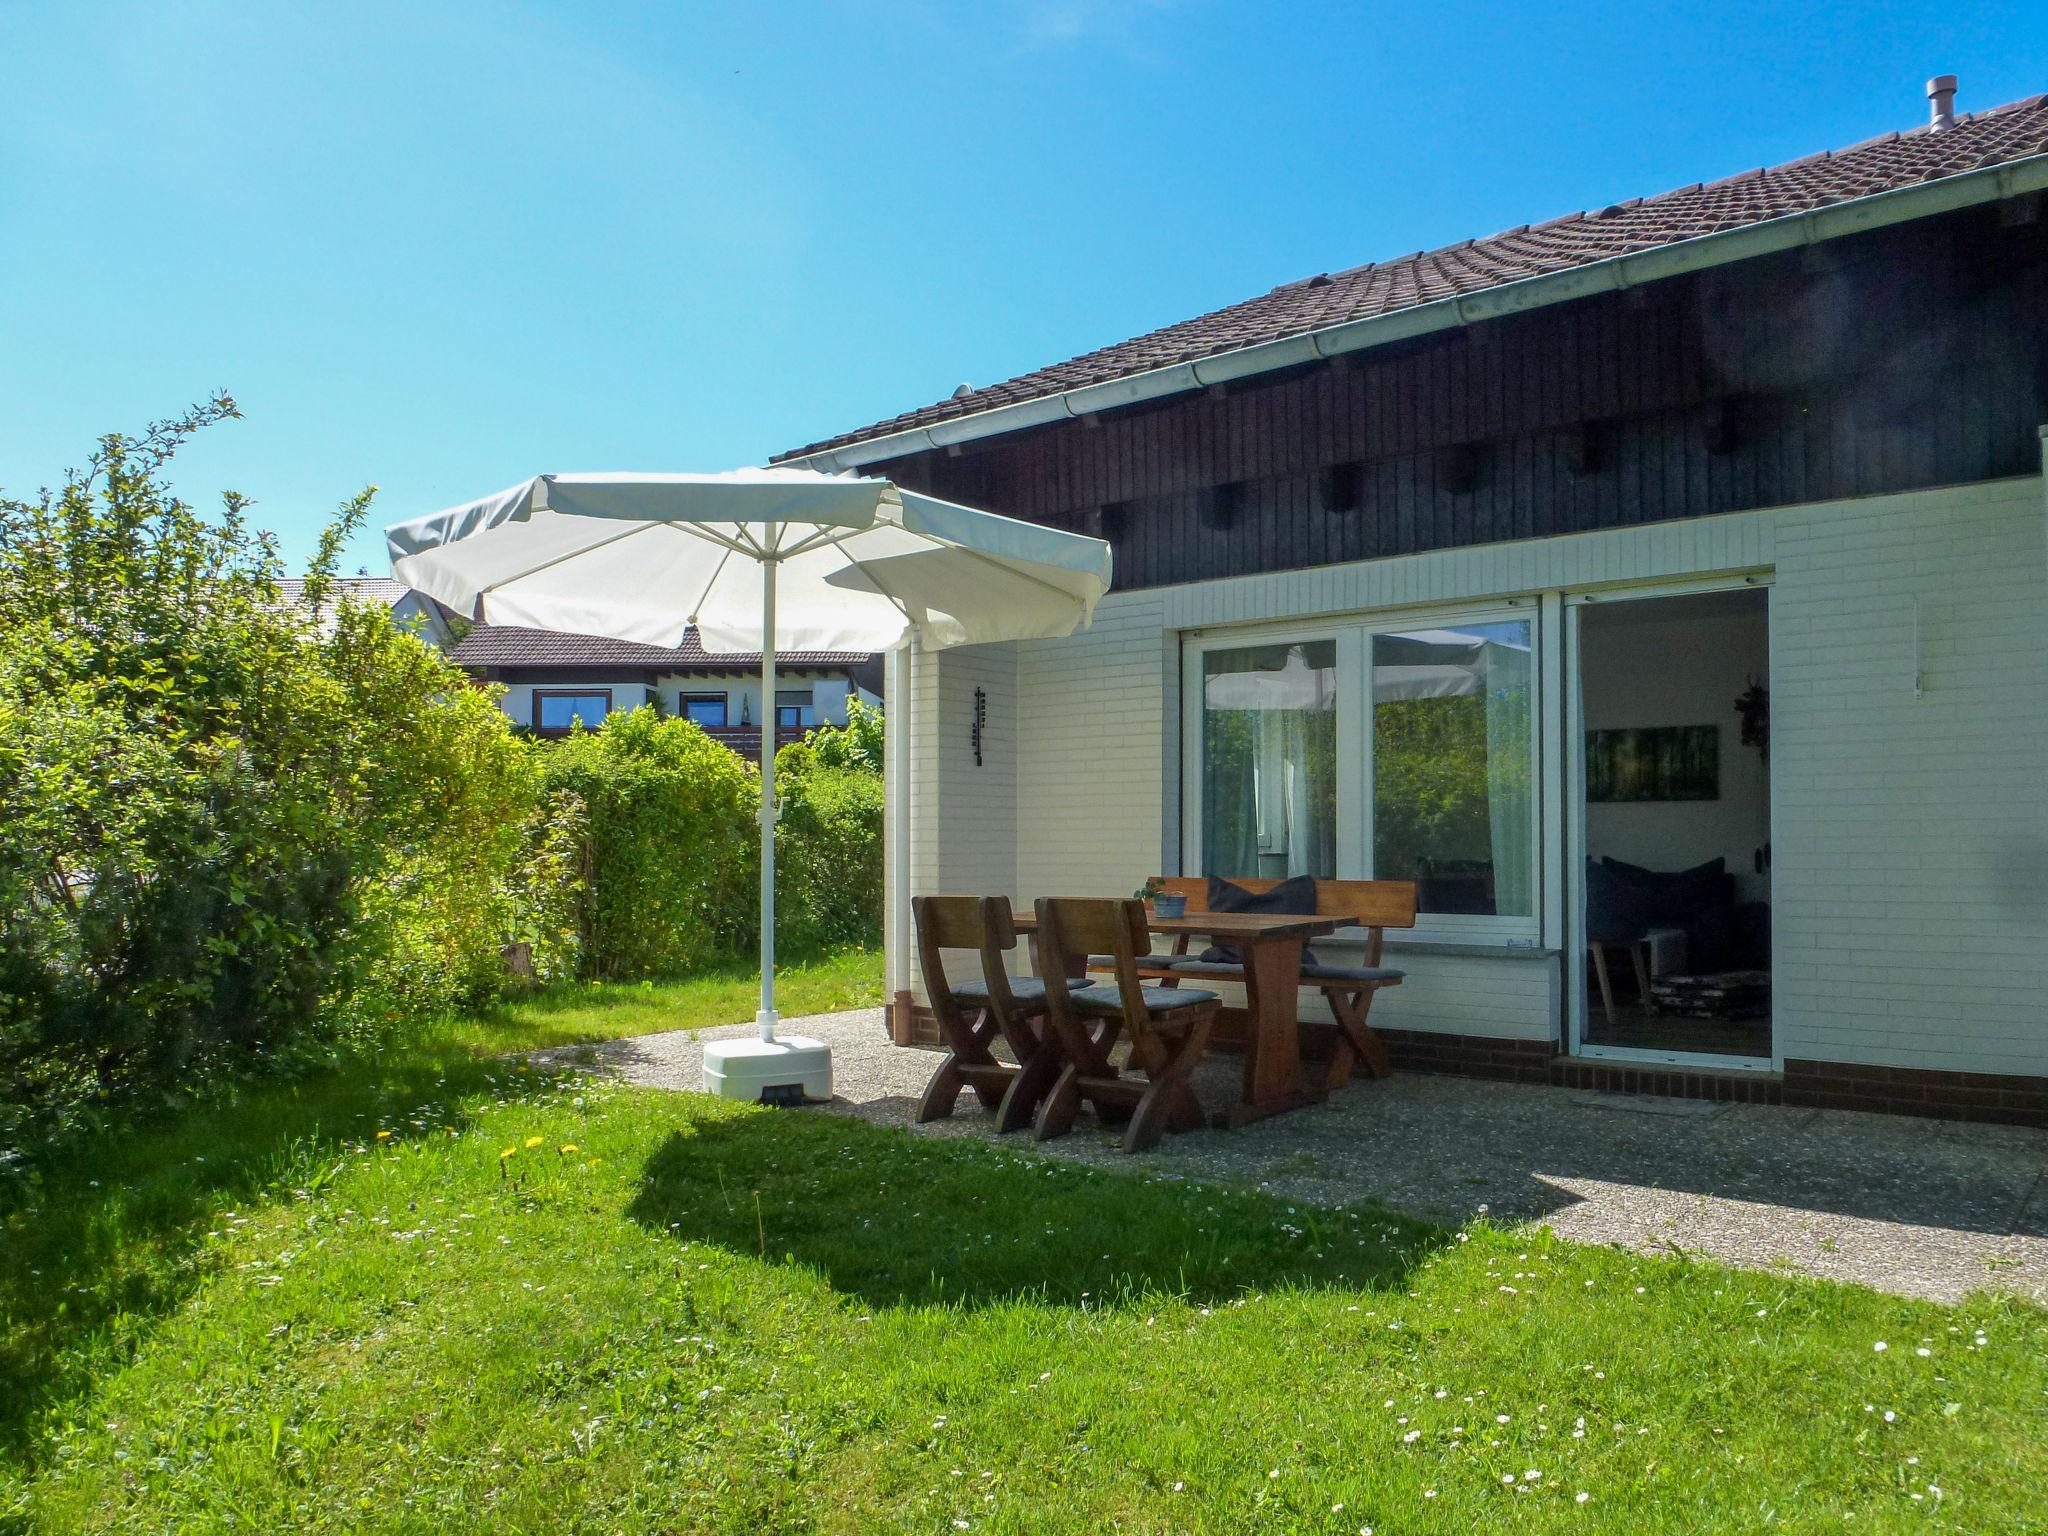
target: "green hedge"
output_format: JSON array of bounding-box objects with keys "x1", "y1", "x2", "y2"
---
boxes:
[
  {"x1": 536, "y1": 705, "x2": 885, "y2": 980},
  {"x1": 775, "y1": 763, "x2": 884, "y2": 955},
  {"x1": 538, "y1": 710, "x2": 758, "y2": 979}
]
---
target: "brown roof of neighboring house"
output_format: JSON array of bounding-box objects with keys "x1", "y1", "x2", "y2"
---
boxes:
[
  {"x1": 779, "y1": 92, "x2": 2048, "y2": 461},
  {"x1": 450, "y1": 623, "x2": 873, "y2": 672}
]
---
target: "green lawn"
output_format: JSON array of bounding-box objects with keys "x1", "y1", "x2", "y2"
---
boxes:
[
  {"x1": 4, "y1": 950, "x2": 2045, "y2": 1532},
  {"x1": 452, "y1": 944, "x2": 885, "y2": 1055}
]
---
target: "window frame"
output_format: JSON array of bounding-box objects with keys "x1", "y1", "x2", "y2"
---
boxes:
[
  {"x1": 679, "y1": 692, "x2": 729, "y2": 728},
  {"x1": 532, "y1": 688, "x2": 613, "y2": 739},
  {"x1": 775, "y1": 687, "x2": 816, "y2": 729},
  {"x1": 1181, "y1": 602, "x2": 1543, "y2": 947}
]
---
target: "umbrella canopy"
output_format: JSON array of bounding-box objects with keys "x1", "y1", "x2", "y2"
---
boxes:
[
  {"x1": 386, "y1": 468, "x2": 1110, "y2": 656},
  {"x1": 386, "y1": 468, "x2": 1112, "y2": 1077}
]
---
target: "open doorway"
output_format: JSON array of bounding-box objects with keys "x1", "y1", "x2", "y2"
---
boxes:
[{"x1": 1571, "y1": 586, "x2": 1773, "y2": 1065}]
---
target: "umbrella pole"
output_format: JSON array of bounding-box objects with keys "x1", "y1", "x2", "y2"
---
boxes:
[{"x1": 757, "y1": 552, "x2": 779, "y2": 1043}]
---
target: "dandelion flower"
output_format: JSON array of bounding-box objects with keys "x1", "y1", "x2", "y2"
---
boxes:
[
  {"x1": 375, "y1": 1130, "x2": 391, "y2": 1141},
  {"x1": 558, "y1": 1144, "x2": 578, "y2": 1155},
  {"x1": 500, "y1": 1148, "x2": 517, "y2": 1160},
  {"x1": 525, "y1": 1136, "x2": 544, "y2": 1149}
]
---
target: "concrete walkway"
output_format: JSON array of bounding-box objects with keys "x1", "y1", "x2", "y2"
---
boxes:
[{"x1": 539, "y1": 1009, "x2": 2048, "y2": 1306}]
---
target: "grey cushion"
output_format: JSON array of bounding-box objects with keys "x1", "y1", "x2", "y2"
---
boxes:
[
  {"x1": 1071, "y1": 982, "x2": 1219, "y2": 1017},
  {"x1": 1301, "y1": 962, "x2": 1406, "y2": 985},
  {"x1": 1164, "y1": 957, "x2": 1246, "y2": 977},
  {"x1": 950, "y1": 975, "x2": 1048, "y2": 1006},
  {"x1": 1087, "y1": 954, "x2": 1179, "y2": 969}
]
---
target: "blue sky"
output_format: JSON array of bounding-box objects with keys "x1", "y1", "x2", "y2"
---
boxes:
[{"x1": 3, "y1": 1, "x2": 2042, "y2": 573}]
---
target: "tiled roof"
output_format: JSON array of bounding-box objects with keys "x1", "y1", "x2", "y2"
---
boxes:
[
  {"x1": 780, "y1": 93, "x2": 2048, "y2": 461},
  {"x1": 451, "y1": 623, "x2": 873, "y2": 672},
  {"x1": 276, "y1": 575, "x2": 416, "y2": 610}
]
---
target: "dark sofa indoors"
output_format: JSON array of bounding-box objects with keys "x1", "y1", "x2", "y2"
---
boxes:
[{"x1": 1584, "y1": 856, "x2": 1770, "y2": 977}]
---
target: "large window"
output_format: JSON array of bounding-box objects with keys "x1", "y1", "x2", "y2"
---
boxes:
[
  {"x1": 534, "y1": 690, "x2": 611, "y2": 738},
  {"x1": 1200, "y1": 641, "x2": 1338, "y2": 879},
  {"x1": 680, "y1": 694, "x2": 728, "y2": 728},
  {"x1": 1188, "y1": 611, "x2": 1538, "y2": 935},
  {"x1": 1370, "y1": 623, "x2": 1533, "y2": 918}
]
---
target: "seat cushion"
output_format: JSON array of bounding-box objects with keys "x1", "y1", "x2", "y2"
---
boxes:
[
  {"x1": 1164, "y1": 957, "x2": 1246, "y2": 977},
  {"x1": 1300, "y1": 962, "x2": 1405, "y2": 985},
  {"x1": 950, "y1": 975, "x2": 1048, "y2": 1007},
  {"x1": 1071, "y1": 982, "x2": 1219, "y2": 1017},
  {"x1": 1199, "y1": 874, "x2": 1322, "y2": 966}
]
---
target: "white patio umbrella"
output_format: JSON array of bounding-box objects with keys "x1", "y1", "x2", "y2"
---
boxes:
[{"x1": 387, "y1": 468, "x2": 1112, "y2": 1100}]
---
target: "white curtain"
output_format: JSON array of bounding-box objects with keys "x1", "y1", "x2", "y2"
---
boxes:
[
  {"x1": 1204, "y1": 642, "x2": 1336, "y2": 879},
  {"x1": 1484, "y1": 640, "x2": 1534, "y2": 917}
]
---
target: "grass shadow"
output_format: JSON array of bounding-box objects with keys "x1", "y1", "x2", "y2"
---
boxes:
[
  {"x1": 628, "y1": 1107, "x2": 1449, "y2": 1311},
  {"x1": 0, "y1": 1041, "x2": 540, "y2": 1466}
]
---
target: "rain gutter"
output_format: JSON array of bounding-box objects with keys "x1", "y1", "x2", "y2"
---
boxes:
[{"x1": 785, "y1": 154, "x2": 2048, "y2": 473}]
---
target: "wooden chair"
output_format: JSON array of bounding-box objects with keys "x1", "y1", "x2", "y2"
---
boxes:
[
  {"x1": 1033, "y1": 897, "x2": 1222, "y2": 1153},
  {"x1": 1141, "y1": 877, "x2": 1416, "y2": 1090},
  {"x1": 912, "y1": 895, "x2": 1058, "y2": 1132}
]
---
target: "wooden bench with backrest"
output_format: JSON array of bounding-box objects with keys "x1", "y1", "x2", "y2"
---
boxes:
[{"x1": 1101, "y1": 877, "x2": 1418, "y2": 1090}]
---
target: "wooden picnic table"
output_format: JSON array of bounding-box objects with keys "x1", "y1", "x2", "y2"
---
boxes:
[{"x1": 1012, "y1": 908, "x2": 1356, "y2": 1128}]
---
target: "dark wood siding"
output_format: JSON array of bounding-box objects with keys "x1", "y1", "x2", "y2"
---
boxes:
[{"x1": 871, "y1": 204, "x2": 2048, "y2": 590}]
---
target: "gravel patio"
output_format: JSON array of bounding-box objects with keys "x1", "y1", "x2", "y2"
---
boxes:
[{"x1": 539, "y1": 1008, "x2": 2048, "y2": 1306}]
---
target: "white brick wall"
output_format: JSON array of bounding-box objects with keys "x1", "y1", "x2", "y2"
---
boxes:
[
  {"x1": 1014, "y1": 596, "x2": 1172, "y2": 905},
  {"x1": 903, "y1": 639, "x2": 1018, "y2": 998},
  {"x1": 1769, "y1": 478, "x2": 2048, "y2": 1076},
  {"x1": 894, "y1": 474, "x2": 2048, "y2": 1076}
]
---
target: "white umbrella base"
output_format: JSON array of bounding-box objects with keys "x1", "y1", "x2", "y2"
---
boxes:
[{"x1": 701, "y1": 1035, "x2": 834, "y2": 1104}]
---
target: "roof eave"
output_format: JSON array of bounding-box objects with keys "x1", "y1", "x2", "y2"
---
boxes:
[{"x1": 782, "y1": 152, "x2": 2048, "y2": 472}]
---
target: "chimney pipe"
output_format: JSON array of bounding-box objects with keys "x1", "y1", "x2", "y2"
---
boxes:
[{"x1": 1926, "y1": 73, "x2": 1957, "y2": 131}]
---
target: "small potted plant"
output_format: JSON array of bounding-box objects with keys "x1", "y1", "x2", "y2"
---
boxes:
[{"x1": 1137, "y1": 877, "x2": 1187, "y2": 919}]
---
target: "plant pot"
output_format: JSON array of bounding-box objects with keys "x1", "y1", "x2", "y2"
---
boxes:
[{"x1": 1151, "y1": 893, "x2": 1188, "y2": 920}]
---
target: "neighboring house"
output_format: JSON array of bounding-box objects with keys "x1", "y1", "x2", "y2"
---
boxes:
[
  {"x1": 449, "y1": 623, "x2": 882, "y2": 751},
  {"x1": 277, "y1": 575, "x2": 459, "y2": 648},
  {"x1": 779, "y1": 81, "x2": 2048, "y2": 1124}
]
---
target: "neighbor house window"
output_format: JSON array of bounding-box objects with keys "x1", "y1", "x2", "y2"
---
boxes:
[
  {"x1": 534, "y1": 690, "x2": 611, "y2": 738},
  {"x1": 775, "y1": 688, "x2": 815, "y2": 729},
  {"x1": 680, "y1": 694, "x2": 728, "y2": 728},
  {"x1": 1186, "y1": 610, "x2": 1539, "y2": 936}
]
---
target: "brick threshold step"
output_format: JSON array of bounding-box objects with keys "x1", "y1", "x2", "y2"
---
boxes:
[{"x1": 1546, "y1": 1055, "x2": 1784, "y2": 1105}]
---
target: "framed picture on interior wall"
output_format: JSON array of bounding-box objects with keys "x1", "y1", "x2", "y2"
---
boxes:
[{"x1": 1585, "y1": 724, "x2": 1720, "y2": 803}]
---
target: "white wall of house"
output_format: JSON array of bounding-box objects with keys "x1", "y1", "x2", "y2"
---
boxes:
[
  {"x1": 896, "y1": 472, "x2": 2048, "y2": 1078},
  {"x1": 491, "y1": 674, "x2": 876, "y2": 731},
  {"x1": 653, "y1": 672, "x2": 873, "y2": 727}
]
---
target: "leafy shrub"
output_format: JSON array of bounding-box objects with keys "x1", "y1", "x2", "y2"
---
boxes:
[
  {"x1": 796, "y1": 695, "x2": 884, "y2": 773},
  {"x1": 0, "y1": 399, "x2": 578, "y2": 1138},
  {"x1": 538, "y1": 708, "x2": 757, "y2": 978},
  {"x1": 774, "y1": 763, "x2": 883, "y2": 954}
]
